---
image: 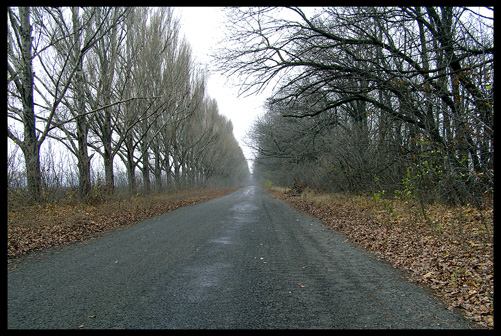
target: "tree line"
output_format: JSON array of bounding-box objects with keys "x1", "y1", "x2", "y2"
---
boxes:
[
  {"x1": 216, "y1": 7, "x2": 493, "y2": 207},
  {"x1": 8, "y1": 7, "x2": 250, "y2": 204}
]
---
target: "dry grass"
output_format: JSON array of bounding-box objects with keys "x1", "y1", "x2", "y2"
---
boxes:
[
  {"x1": 270, "y1": 186, "x2": 289, "y2": 194},
  {"x1": 297, "y1": 187, "x2": 493, "y2": 243}
]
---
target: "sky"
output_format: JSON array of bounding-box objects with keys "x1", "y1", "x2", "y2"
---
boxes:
[{"x1": 175, "y1": 7, "x2": 270, "y2": 171}]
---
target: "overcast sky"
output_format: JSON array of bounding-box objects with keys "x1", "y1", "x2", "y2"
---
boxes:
[{"x1": 175, "y1": 7, "x2": 269, "y2": 170}]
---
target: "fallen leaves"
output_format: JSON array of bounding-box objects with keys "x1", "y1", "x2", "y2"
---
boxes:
[
  {"x1": 8, "y1": 188, "x2": 238, "y2": 261},
  {"x1": 269, "y1": 188, "x2": 493, "y2": 329},
  {"x1": 422, "y1": 271, "x2": 434, "y2": 280}
]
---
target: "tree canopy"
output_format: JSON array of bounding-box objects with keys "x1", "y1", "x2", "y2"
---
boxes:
[
  {"x1": 8, "y1": 7, "x2": 250, "y2": 204},
  {"x1": 217, "y1": 6, "x2": 493, "y2": 206}
]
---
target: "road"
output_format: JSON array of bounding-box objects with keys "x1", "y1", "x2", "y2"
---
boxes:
[{"x1": 8, "y1": 186, "x2": 471, "y2": 329}]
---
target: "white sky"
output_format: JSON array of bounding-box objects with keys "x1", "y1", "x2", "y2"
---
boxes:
[{"x1": 175, "y1": 7, "x2": 269, "y2": 170}]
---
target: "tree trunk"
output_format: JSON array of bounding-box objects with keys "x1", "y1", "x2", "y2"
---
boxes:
[
  {"x1": 174, "y1": 161, "x2": 181, "y2": 190},
  {"x1": 19, "y1": 7, "x2": 42, "y2": 203},
  {"x1": 99, "y1": 27, "x2": 117, "y2": 195},
  {"x1": 102, "y1": 109, "x2": 115, "y2": 195},
  {"x1": 103, "y1": 141, "x2": 115, "y2": 194},
  {"x1": 154, "y1": 149, "x2": 163, "y2": 192},
  {"x1": 72, "y1": 7, "x2": 92, "y2": 199},
  {"x1": 125, "y1": 134, "x2": 137, "y2": 194},
  {"x1": 141, "y1": 148, "x2": 151, "y2": 194},
  {"x1": 76, "y1": 119, "x2": 92, "y2": 199},
  {"x1": 21, "y1": 141, "x2": 41, "y2": 203}
]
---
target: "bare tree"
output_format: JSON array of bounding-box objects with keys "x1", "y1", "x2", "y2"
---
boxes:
[
  {"x1": 8, "y1": 7, "x2": 130, "y2": 201},
  {"x1": 228, "y1": 7, "x2": 493, "y2": 203},
  {"x1": 8, "y1": 6, "x2": 252, "y2": 202},
  {"x1": 8, "y1": 7, "x2": 41, "y2": 202},
  {"x1": 85, "y1": 7, "x2": 129, "y2": 194}
]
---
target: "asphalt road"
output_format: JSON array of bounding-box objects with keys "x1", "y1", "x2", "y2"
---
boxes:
[{"x1": 8, "y1": 186, "x2": 471, "y2": 329}]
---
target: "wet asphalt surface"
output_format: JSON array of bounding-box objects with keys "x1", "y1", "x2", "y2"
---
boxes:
[{"x1": 8, "y1": 186, "x2": 472, "y2": 329}]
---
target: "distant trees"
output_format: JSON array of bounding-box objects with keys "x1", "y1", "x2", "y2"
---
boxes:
[
  {"x1": 220, "y1": 7, "x2": 493, "y2": 206},
  {"x1": 8, "y1": 7, "x2": 249, "y2": 205}
]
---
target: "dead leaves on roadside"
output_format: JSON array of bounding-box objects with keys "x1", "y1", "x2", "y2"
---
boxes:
[
  {"x1": 8, "y1": 188, "x2": 236, "y2": 260},
  {"x1": 270, "y1": 189, "x2": 493, "y2": 329}
]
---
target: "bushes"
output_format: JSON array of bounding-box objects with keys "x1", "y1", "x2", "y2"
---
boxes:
[{"x1": 286, "y1": 178, "x2": 307, "y2": 196}]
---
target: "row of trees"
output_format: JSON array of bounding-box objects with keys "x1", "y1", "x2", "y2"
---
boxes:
[
  {"x1": 218, "y1": 7, "x2": 493, "y2": 207},
  {"x1": 8, "y1": 7, "x2": 249, "y2": 204}
]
